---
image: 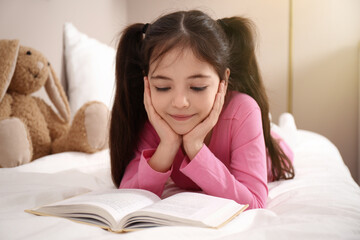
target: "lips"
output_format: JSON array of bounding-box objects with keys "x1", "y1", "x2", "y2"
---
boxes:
[{"x1": 170, "y1": 114, "x2": 195, "y2": 121}]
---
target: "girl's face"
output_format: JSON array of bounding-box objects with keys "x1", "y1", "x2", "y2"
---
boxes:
[{"x1": 148, "y1": 47, "x2": 222, "y2": 135}]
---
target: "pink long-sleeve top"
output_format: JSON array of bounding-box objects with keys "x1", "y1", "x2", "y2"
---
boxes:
[{"x1": 120, "y1": 91, "x2": 293, "y2": 209}]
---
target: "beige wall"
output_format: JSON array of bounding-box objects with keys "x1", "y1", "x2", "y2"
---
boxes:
[
  {"x1": 0, "y1": 0, "x2": 127, "y2": 84},
  {"x1": 292, "y1": 0, "x2": 360, "y2": 183}
]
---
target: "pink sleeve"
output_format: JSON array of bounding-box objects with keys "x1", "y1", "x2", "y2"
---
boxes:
[
  {"x1": 180, "y1": 109, "x2": 268, "y2": 209},
  {"x1": 119, "y1": 149, "x2": 172, "y2": 197},
  {"x1": 119, "y1": 123, "x2": 171, "y2": 197}
]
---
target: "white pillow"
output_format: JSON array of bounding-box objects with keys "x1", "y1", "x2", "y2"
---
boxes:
[{"x1": 63, "y1": 22, "x2": 116, "y2": 115}]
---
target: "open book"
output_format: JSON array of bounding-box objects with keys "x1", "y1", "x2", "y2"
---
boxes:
[{"x1": 26, "y1": 189, "x2": 248, "y2": 233}]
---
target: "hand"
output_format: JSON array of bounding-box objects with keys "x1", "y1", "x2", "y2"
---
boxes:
[
  {"x1": 143, "y1": 77, "x2": 182, "y2": 147},
  {"x1": 182, "y1": 80, "x2": 227, "y2": 160},
  {"x1": 143, "y1": 77, "x2": 182, "y2": 172}
]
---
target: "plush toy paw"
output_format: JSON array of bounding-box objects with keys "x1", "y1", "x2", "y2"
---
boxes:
[
  {"x1": 52, "y1": 101, "x2": 109, "y2": 153},
  {"x1": 0, "y1": 118, "x2": 32, "y2": 167}
]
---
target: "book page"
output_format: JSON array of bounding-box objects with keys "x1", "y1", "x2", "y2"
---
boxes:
[
  {"x1": 32, "y1": 189, "x2": 160, "y2": 227},
  {"x1": 134, "y1": 192, "x2": 246, "y2": 228}
]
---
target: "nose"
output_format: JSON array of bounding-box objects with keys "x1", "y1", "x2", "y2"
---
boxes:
[{"x1": 172, "y1": 90, "x2": 190, "y2": 109}]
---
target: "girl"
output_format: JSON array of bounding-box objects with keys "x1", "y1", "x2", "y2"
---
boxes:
[{"x1": 110, "y1": 10, "x2": 294, "y2": 209}]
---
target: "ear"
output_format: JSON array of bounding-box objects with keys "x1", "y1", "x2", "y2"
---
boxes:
[
  {"x1": 45, "y1": 65, "x2": 71, "y2": 122},
  {"x1": 0, "y1": 39, "x2": 20, "y2": 102}
]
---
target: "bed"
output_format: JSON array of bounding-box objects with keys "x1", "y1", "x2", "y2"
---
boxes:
[{"x1": 1, "y1": 23, "x2": 360, "y2": 240}]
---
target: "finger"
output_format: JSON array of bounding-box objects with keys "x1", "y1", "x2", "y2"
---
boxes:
[
  {"x1": 143, "y1": 78, "x2": 157, "y2": 120},
  {"x1": 213, "y1": 83, "x2": 225, "y2": 113},
  {"x1": 205, "y1": 84, "x2": 225, "y2": 127},
  {"x1": 220, "y1": 80, "x2": 226, "y2": 96},
  {"x1": 217, "y1": 80, "x2": 224, "y2": 93},
  {"x1": 144, "y1": 78, "x2": 165, "y2": 127},
  {"x1": 143, "y1": 78, "x2": 150, "y2": 112},
  {"x1": 218, "y1": 81, "x2": 226, "y2": 108},
  {"x1": 144, "y1": 78, "x2": 154, "y2": 111},
  {"x1": 210, "y1": 94, "x2": 222, "y2": 121},
  {"x1": 144, "y1": 77, "x2": 152, "y2": 97}
]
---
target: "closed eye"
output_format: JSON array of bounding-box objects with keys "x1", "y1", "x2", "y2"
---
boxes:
[
  {"x1": 191, "y1": 86, "x2": 207, "y2": 92},
  {"x1": 155, "y1": 87, "x2": 171, "y2": 92}
]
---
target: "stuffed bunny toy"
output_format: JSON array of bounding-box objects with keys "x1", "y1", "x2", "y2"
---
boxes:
[{"x1": 0, "y1": 39, "x2": 109, "y2": 167}]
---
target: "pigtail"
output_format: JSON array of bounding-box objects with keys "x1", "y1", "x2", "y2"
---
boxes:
[
  {"x1": 219, "y1": 17, "x2": 295, "y2": 180},
  {"x1": 110, "y1": 23, "x2": 148, "y2": 187}
]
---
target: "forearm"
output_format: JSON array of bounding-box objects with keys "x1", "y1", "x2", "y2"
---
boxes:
[
  {"x1": 148, "y1": 141, "x2": 180, "y2": 172},
  {"x1": 180, "y1": 146, "x2": 268, "y2": 209},
  {"x1": 183, "y1": 142, "x2": 203, "y2": 161},
  {"x1": 120, "y1": 149, "x2": 173, "y2": 196}
]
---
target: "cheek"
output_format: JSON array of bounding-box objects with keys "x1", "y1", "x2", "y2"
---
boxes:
[
  {"x1": 199, "y1": 90, "x2": 218, "y2": 115},
  {"x1": 150, "y1": 91, "x2": 165, "y2": 113}
]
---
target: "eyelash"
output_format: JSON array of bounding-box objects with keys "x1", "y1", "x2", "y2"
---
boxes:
[
  {"x1": 154, "y1": 86, "x2": 207, "y2": 92},
  {"x1": 191, "y1": 86, "x2": 207, "y2": 92},
  {"x1": 155, "y1": 87, "x2": 171, "y2": 92}
]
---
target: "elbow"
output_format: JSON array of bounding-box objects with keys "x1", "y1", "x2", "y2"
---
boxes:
[
  {"x1": 229, "y1": 189, "x2": 267, "y2": 209},
  {"x1": 246, "y1": 186, "x2": 268, "y2": 209},
  {"x1": 250, "y1": 197, "x2": 266, "y2": 209}
]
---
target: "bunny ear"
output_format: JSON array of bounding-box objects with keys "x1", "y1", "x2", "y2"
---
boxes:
[
  {"x1": 0, "y1": 39, "x2": 20, "y2": 102},
  {"x1": 45, "y1": 65, "x2": 71, "y2": 122}
]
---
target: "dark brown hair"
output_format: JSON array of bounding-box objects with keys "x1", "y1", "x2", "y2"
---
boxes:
[{"x1": 110, "y1": 10, "x2": 294, "y2": 187}]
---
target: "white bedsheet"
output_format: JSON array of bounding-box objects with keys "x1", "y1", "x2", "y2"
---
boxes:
[{"x1": 1, "y1": 128, "x2": 360, "y2": 240}]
